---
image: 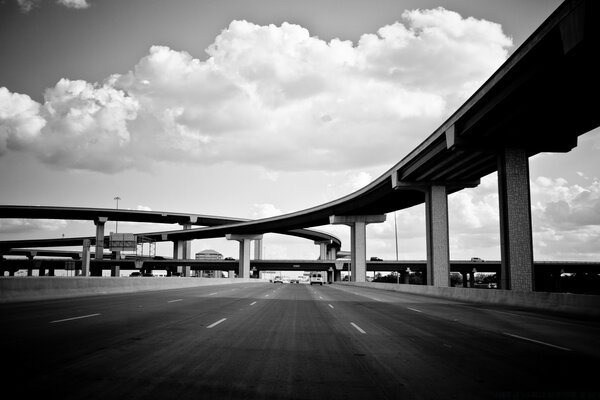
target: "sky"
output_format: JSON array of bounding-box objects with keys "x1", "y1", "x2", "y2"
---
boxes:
[{"x1": 1, "y1": 0, "x2": 599, "y2": 263}]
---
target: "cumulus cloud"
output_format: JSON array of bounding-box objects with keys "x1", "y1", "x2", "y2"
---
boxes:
[
  {"x1": 0, "y1": 88, "x2": 47, "y2": 155},
  {"x1": 57, "y1": 0, "x2": 89, "y2": 9},
  {"x1": 16, "y1": 0, "x2": 89, "y2": 12},
  {"x1": 0, "y1": 218, "x2": 68, "y2": 234},
  {"x1": 0, "y1": 10, "x2": 512, "y2": 173},
  {"x1": 250, "y1": 203, "x2": 283, "y2": 219}
]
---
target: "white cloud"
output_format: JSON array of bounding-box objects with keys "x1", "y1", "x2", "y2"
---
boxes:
[
  {"x1": 57, "y1": 0, "x2": 89, "y2": 9},
  {"x1": 0, "y1": 88, "x2": 46, "y2": 155},
  {"x1": 250, "y1": 203, "x2": 283, "y2": 219},
  {"x1": 0, "y1": 10, "x2": 512, "y2": 173},
  {"x1": 16, "y1": 0, "x2": 39, "y2": 13},
  {"x1": 0, "y1": 218, "x2": 68, "y2": 234},
  {"x1": 16, "y1": 0, "x2": 89, "y2": 12}
]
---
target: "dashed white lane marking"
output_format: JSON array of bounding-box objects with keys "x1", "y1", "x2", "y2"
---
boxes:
[
  {"x1": 250, "y1": 301, "x2": 257, "y2": 306},
  {"x1": 503, "y1": 332, "x2": 571, "y2": 351},
  {"x1": 407, "y1": 307, "x2": 423, "y2": 313},
  {"x1": 207, "y1": 318, "x2": 227, "y2": 329},
  {"x1": 328, "y1": 304, "x2": 334, "y2": 309},
  {"x1": 168, "y1": 299, "x2": 183, "y2": 303},
  {"x1": 50, "y1": 313, "x2": 101, "y2": 324},
  {"x1": 265, "y1": 294, "x2": 270, "y2": 297},
  {"x1": 319, "y1": 296, "x2": 323, "y2": 300},
  {"x1": 350, "y1": 322, "x2": 367, "y2": 334}
]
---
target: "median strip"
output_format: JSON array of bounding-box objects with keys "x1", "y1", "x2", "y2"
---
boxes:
[
  {"x1": 207, "y1": 318, "x2": 227, "y2": 329},
  {"x1": 50, "y1": 313, "x2": 101, "y2": 324},
  {"x1": 503, "y1": 332, "x2": 571, "y2": 351}
]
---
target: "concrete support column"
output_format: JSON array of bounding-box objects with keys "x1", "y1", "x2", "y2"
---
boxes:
[
  {"x1": 94, "y1": 217, "x2": 108, "y2": 261},
  {"x1": 254, "y1": 239, "x2": 263, "y2": 260},
  {"x1": 314, "y1": 241, "x2": 330, "y2": 260},
  {"x1": 469, "y1": 271, "x2": 476, "y2": 288},
  {"x1": 497, "y1": 148, "x2": 534, "y2": 291},
  {"x1": 26, "y1": 253, "x2": 36, "y2": 276},
  {"x1": 226, "y1": 234, "x2": 263, "y2": 278},
  {"x1": 111, "y1": 265, "x2": 120, "y2": 277},
  {"x1": 81, "y1": 239, "x2": 91, "y2": 277},
  {"x1": 425, "y1": 185, "x2": 450, "y2": 287},
  {"x1": 173, "y1": 223, "x2": 193, "y2": 260},
  {"x1": 333, "y1": 270, "x2": 341, "y2": 282},
  {"x1": 328, "y1": 246, "x2": 338, "y2": 260},
  {"x1": 330, "y1": 215, "x2": 386, "y2": 282}
]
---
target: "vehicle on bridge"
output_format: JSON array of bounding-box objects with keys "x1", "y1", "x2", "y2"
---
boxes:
[
  {"x1": 273, "y1": 276, "x2": 283, "y2": 283},
  {"x1": 310, "y1": 273, "x2": 324, "y2": 285}
]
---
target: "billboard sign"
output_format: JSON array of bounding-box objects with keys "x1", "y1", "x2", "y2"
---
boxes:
[{"x1": 109, "y1": 233, "x2": 137, "y2": 252}]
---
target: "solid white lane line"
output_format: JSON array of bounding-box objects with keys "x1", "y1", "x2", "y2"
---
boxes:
[
  {"x1": 407, "y1": 307, "x2": 423, "y2": 313},
  {"x1": 207, "y1": 318, "x2": 227, "y2": 329},
  {"x1": 208, "y1": 292, "x2": 218, "y2": 296},
  {"x1": 250, "y1": 301, "x2": 257, "y2": 306},
  {"x1": 350, "y1": 322, "x2": 367, "y2": 334},
  {"x1": 50, "y1": 313, "x2": 101, "y2": 324},
  {"x1": 328, "y1": 304, "x2": 334, "y2": 309},
  {"x1": 168, "y1": 299, "x2": 183, "y2": 303},
  {"x1": 503, "y1": 332, "x2": 571, "y2": 351}
]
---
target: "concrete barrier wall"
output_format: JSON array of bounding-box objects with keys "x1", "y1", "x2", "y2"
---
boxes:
[
  {"x1": 336, "y1": 282, "x2": 600, "y2": 318},
  {"x1": 0, "y1": 277, "x2": 268, "y2": 303}
]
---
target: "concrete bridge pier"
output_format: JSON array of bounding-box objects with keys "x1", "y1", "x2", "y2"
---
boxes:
[
  {"x1": 330, "y1": 215, "x2": 386, "y2": 282},
  {"x1": 254, "y1": 238, "x2": 263, "y2": 260},
  {"x1": 497, "y1": 148, "x2": 534, "y2": 291},
  {"x1": 173, "y1": 223, "x2": 193, "y2": 277},
  {"x1": 26, "y1": 252, "x2": 36, "y2": 276},
  {"x1": 333, "y1": 269, "x2": 342, "y2": 282},
  {"x1": 227, "y1": 234, "x2": 263, "y2": 278},
  {"x1": 81, "y1": 239, "x2": 91, "y2": 277},
  {"x1": 425, "y1": 185, "x2": 451, "y2": 287}
]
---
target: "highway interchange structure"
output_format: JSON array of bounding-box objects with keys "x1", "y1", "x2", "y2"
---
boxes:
[{"x1": 1, "y1": 0, "x2": 599, "y2": 292}]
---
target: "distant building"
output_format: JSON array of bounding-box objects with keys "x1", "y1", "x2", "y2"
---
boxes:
[{"x1": 195, "y1": 249, "x2": 223, "y2": 260}]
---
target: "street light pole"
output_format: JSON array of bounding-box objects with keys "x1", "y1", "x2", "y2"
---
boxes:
[{"x1": 114, "y1": 196, "x2": 121, "y2": 233}]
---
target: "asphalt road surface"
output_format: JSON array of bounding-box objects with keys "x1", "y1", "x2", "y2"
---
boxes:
[{"x1": 2, "y1": 282, "x2": 599, "y2": 400}]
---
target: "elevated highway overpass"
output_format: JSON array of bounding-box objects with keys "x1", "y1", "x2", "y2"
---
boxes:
[
  {"x1": 104, "y1": 0, "x2": 599, "y2": 291},
  {"x1": 1, "y1": 0, "x2": 599, "y2": 292}
]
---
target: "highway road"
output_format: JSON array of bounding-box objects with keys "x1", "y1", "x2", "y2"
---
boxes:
[{"x1": 1, "y1": 282, "x2": 599, "y2": 400}]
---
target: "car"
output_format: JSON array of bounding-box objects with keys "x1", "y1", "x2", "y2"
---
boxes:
[
  {"x1": 273, "y1": 276, "x2": 283, "y2": 283},
  {"x1": 310, "y1": 273, "x2": 324, "y2": 285},
  {"x1": 370, "y1": 257, "x2": 383, "y2": 261},
  {"x1": 471, "y1": 257, "x2": 484, "y2": 262},
  {"x1": 290, "y1": 278, "x2": 300, "y2": 284},
  {"x1": 142, "y1": 272, "x2": 154, "y2": 277},
  {"x1": 130, "y1": 272, "x2": 141, "y2": 277}
]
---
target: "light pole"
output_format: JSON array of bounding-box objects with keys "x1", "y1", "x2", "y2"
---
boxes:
[{"x1": 114, "y1": 196, "x2": 121, "y2": 233}]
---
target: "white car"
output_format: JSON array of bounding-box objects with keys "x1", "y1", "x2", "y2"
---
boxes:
[
  {"x1": 273, "y1": 276, "x2": 283, "y2": 283},
  {"x1": 310, "y1": 273, "x2": 325, "y2": 285}
]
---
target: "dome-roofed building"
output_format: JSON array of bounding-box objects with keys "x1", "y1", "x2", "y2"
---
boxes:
[{"x1": 195, "y1": 249, "x2": 223, "y2": 260}]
